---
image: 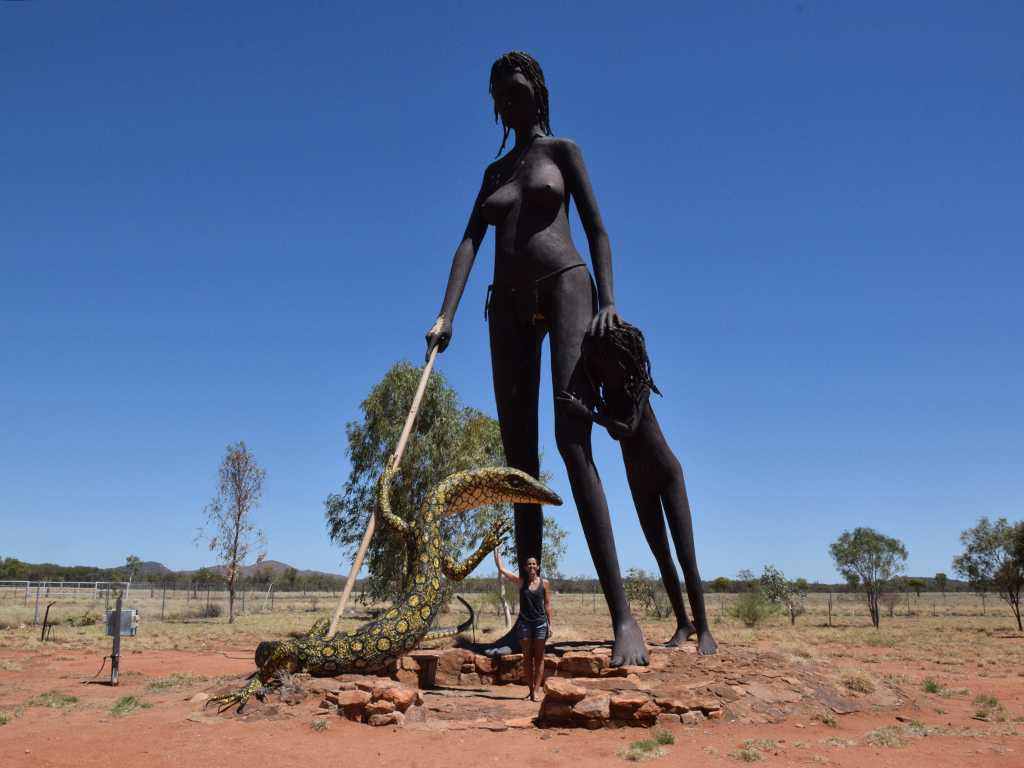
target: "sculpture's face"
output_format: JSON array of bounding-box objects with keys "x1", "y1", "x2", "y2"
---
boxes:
[
  {"x1": 590, "y1": 352, "x2": 627, "y2": 394},
  {"x1": 491, "y1": 69, "x2": 537, "y2": 130}
]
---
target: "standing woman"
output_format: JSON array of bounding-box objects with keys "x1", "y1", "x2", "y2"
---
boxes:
[
  {"x1": 425, "y1": 51, "x2": 648, "y2": 667},
  {"x1": 494, "y1": 542, "x2": 552, "y2": 701}
]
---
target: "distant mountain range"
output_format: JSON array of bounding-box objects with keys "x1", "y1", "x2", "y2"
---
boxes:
[{"x1": 106, "y1": 560, "x2": 345, "y2": 579}]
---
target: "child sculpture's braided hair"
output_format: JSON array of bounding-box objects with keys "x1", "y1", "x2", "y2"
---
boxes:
[
  {"x1": 489, "y1": 51, "x2": 552, "y2": 157},
  {"x1": 581, "y1": 321, "x2": 661, "y2": 414}
]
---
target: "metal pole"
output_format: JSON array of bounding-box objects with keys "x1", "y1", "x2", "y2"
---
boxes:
[
  {"x1": 33, "y1": 583, "x2": 41, "y2": 626},
  {"x1": 327, "y1": 346, "x2": 437, "y2": 638},
  {"x1": 105, "y1": 584, "x2": 110, "y2": 612},
  {"x1": 111, "y1": 597, "x2": 122, "y2": 686},
  {"x1": 206, "y1": 584, "x2": 210, "y2": 618},
  {"x1": 161, "y1": 586, "x2": 166, "y2": 621},
  {"x1": 242, "y1": 590, "x2": 245, "y2": 615},
  {"x1": 186, "y1": 582, "x2": 190, "y2": 615},
  {"x1": 261, "y1": 583, "x2": 273, "y2": 613},
  {"x1": 828, "y1": 591, "x2": 832, "y2": 627},
  {"x1": 24, "y1": 581, "x2": 29, "y2": 607}
]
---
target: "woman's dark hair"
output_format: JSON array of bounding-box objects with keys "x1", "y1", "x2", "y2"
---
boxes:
[
  {"x1": 581, "y1": 321, "x2": 661, "y2": 413},
  {"x1": 489, "y1": 51, "x2": 552, "y2": 157}
]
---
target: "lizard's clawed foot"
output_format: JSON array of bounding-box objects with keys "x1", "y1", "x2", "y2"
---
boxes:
[{"x1": 206, "y1": 682, "x2": 268, "y2": 712}]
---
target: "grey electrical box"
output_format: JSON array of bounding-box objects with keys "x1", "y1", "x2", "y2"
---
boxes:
[{"x1": 105, "y1": 609, "x2": 139, "y2": 637}]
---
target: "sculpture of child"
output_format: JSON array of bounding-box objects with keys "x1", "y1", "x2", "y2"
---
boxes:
[{"x1": 556, "y1": 321, "x2": 718, "y2": 654}]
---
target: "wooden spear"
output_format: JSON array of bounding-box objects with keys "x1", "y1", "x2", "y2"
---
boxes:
[{"x1": 326, "y1": 345, "x2": 438, "y2": 638}]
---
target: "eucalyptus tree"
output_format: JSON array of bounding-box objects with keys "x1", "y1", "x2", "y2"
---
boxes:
[
  {"x1": 829, "y1": 528, "x2": 908, "y2": 629},
  {"x1": 953, "y1": 517, "x2": 1024, "y2": 631},
  {"x1": 325, "y1": 361, "x2": 568, "y2": 608},
  {"x1": 195, "y1": 441, "x2": 268, "y2": 623}
]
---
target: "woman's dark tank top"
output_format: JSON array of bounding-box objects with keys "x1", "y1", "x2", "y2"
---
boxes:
[{"x1": 520, "y1": 579, "x2": 546, "y2": 622}]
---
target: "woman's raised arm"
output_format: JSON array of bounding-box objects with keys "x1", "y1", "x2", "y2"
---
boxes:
[
  {"x1": 425, "y1": 177, "x2": 491, "y2": 361},
  {"x1": 494, "y1": 542, "x2": 523, "y2": 589}
]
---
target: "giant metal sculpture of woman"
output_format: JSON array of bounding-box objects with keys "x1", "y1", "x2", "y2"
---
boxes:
[{"x1": 425, "y1": 51, "x2": 648, "y2": 667}]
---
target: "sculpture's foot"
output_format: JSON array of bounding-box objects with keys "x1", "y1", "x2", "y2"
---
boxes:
[
  {"x1": 610, "y1": 619, "x2": 649, "y2": 667},
  {"x1": 482, "y1": 621, "x2": 519, "y2": 657},
  {"x1": 696, "y1": 630, "x2": 719, "y2": 656},
  {"x1": 666, "y1": 621, "x2": 697, "y2": 647}
]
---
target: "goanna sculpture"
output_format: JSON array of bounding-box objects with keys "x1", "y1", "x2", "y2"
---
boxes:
[{"x1": 209, "y1": 464, "x2": 563, "y2": 709}]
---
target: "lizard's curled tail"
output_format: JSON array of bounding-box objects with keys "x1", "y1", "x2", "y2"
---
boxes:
[{"x1": 424, "y1": 595, "x2": 474, "y2": 640}]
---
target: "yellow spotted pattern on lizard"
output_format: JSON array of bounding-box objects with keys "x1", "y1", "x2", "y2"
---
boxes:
[{"x1": 209, "y1": 464, "x2": 562, "y2": 709}]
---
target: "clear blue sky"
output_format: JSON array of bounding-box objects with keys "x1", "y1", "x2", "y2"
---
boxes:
[{"x1": 2, "y1": 2, "x2": 1021, "y2": 583}]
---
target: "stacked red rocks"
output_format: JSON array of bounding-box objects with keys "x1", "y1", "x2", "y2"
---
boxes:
[
  {"x1": 317, "y1": 678, "x2": 427, "y2": 726},
  {"x1": 537, "y1": 677, "x2": 722, "y2": 729}
]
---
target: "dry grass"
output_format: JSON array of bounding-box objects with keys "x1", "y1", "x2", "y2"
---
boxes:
[
  {"x1": 835, "y1": 667, "x2": 877, "y2": 693},
  {"x1": 0, "y1": 591, "x2": 1021, "y2": 680}
]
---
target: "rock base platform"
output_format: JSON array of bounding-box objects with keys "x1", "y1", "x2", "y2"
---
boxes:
[{"x1": 202, "y1": 640, "x2": 914, "y2": 730}]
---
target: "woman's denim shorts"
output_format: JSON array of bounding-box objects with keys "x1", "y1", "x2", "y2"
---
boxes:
[{"x1": 517, "y1": 618, "x2": 549, "y2": 641}]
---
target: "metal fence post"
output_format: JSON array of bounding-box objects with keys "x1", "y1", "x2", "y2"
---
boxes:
[
  {"x1": 111, "y1": 597, "x2": 122, "y2": 686},
  {"x1": 161, "y1": 586, "x2": 166, "y2": 621},
  {"x1": 33, "y1": 582, "x2": 41, "y2": 626}
]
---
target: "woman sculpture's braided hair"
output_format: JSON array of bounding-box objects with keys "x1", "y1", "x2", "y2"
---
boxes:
[
  {"x1": 489, "y1": 51, "x2": 552, "y2": 157},
  {"x1": 581, "y1": 321, "x2": 661, "y2": 413}
]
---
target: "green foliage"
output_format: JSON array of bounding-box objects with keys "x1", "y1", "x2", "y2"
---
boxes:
[
  {"x1": 758, "y1": 564, "x2": 807, "y2": 624},
  {"x1": 709, "y1": 576, "x2": 733, "y2": 593},
  {"x1": 310, "y1": 717, "x2": 329, "y2": 731},
  {"x1": 922, "y1": 678, "x2": 943, "y2": 694},
  {"x1": 729, "y1": 589, "x2": 777, "y2": 627},
  {"x1": 952, "y1": 517, "x2": 1024, "y2": 631},
  {"x1": 934, "y1": 572, "x2": 949, "y2": 595},
  {"x1": 829, "y1": 527, "x2": 908, "y2": 629},
  {"x1": 108, "y1": 695, "x2": 152, "y2": 717},
  {"x1": 25, "y1": 692, "x2": 80, "y2": 707},
  {"x1": 67, "y1": 610, "x2": 100, "y2": 627},
  {"x1": 0, "y1": 556, "x2": 30, "y2": 580},
  {"x1": 618, "y1": 737, "x2": 668, "y2": 761},
  {"x1": 744, "y1": 739, "x2": 776, "y2": 750},
  {"x1": 653, "y1": 730, "x2": 675, "y2": 745},
  {"x1": 907, "y1": 578, "x2": 927, "y2": 597},
  {"x1": 325, "y1": 361, "x2": 567, "y2": 603},
  {"x1": 124, "y1": 555, "x2": 142, "y2": 582},
  {"x1": 624, "y1": 568, "x2": 673, "y2": 619}
]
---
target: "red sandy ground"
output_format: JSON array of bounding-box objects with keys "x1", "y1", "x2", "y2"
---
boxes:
[{"x1": 2, "y1": 638, "x2": 1022, "y2": 768}]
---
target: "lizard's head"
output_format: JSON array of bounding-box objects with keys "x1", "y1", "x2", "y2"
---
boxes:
[
  {"x1": 255, "y1": 639, "x2": 281, "y2": 668},
  {"x1": 441, "y1": 467, "x2": 562, "y2": 517}
]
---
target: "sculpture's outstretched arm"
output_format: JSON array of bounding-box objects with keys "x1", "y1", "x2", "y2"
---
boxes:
[
  {"x1": 426, "y1": 174, "x2": 491, "y2": 361},
  {"x1": 441, "y1": 518, "x2": 513, "y2": 582}
]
